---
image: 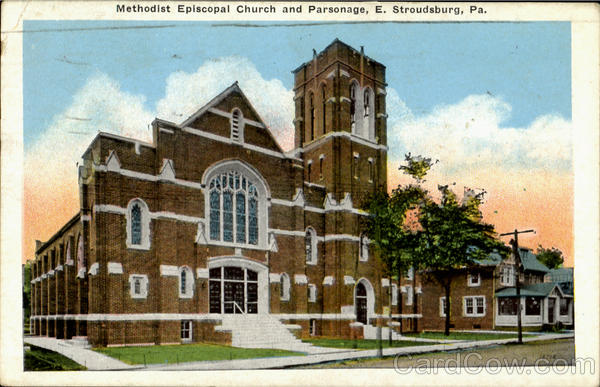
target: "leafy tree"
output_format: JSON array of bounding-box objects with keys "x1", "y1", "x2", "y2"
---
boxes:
[
  {"x1": 363, "y1": 154, "x2": 508, "y2": 336},
  {"x1": 536, "y1": 245, "x2": 564, "y2": 269},
  {"x1": 23, "y1": 262, "x2": 32, "y2": 333}
]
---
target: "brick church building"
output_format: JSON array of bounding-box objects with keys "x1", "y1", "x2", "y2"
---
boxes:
[{"x1": 29, "y1": 40, "x2": 422, "y2": 348}]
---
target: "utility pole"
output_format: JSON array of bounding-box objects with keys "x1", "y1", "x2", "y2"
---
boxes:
[{"x1": 499, "y1": 229, "x2": 535, "y2": 344}]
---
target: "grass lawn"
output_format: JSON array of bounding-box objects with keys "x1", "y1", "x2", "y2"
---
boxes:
[
  {"x1": 24, "y1": 345, "x2": 86, "y2": 371},
  {"x1": 302, "y1": 338, "x2": 435, "y2": 350},
  {"x1": 94, "y1": 343, "x2": 304, "y2": 365},
  {"x1": 403, "y1": 331, "x2": 521, "y2": 341}
]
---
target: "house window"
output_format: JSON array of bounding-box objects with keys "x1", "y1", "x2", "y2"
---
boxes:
[
  {"x1": 309, "y1": 319, "x2": 317, "y2": 336},
  {"x1": 230, "y1": 109, "x2": 243, "y2": 143},
  {"x1": 353, "y1": 153, "x2": 359, "y2": 179},
  {"x1": 559, "y1": 298, "x2": 570, "y2": 315},
  {"x1": 307, "y1": 161, "x2": 312, "y2": 181},
  {"x1": 391, "y1": 284, "x2": 398, "y2": 306},
  {"x1": 525, "y1": 297, "x2": 541, "y2": 315},
  {"x1": 359, "y1": 234, "x2": 369, "y2": 261},
  {"x1": 406, "y1": 286, "x2": 414, "y2": 306},
  {"x1": 179, "y1": 266, "x2": 194, "y2": 299},
  {"x1": 280, "y1": 273, "x2": 290, "y2": 301},
  {"x1": 368, "y1": 158, "x2": 374, "y2": 182},
  {"x1": 305, "y1": 227, "x2": 317, "y2": 264},
  {"x1": 129, "y1": 274, "x2": 148, "y2": 299},
  {"x1": 467, "y1": 272, "x2": 481, "y2": 287},
  {"x1": 208, "y1": 171, "x2": 259, "y2": 246},
  {"x1": 308, "y1": 284, "x2": 317, "y2": 303},
  {"x1": 498, "y1": 298, "x2": 518, "y2": 315},
  {"x1": 127, "y1": 199, "x2": 150, "y2": 250},
  {"x1": 321, "y1": 84, "x2": 327, "y2": 134},
  {"x1": 181, "y1": 320, "x2": 192, "y2": 341},
  {"x1": 463, "y1": 296, "x2": 485, "y2": 317},
  {"x1": 440, "y1": 297, "x2": 448, "y2": 317},
  {"x1": 500, "y1": 265, "x2": 515, "y2": 286}
]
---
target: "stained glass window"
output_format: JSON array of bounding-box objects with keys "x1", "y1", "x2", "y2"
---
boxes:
[
  {"x1": 131, "y1": 204, "x2": 142, "y2": 245},
  {"x1": 208, "y1": 171, "x2": 260, "y2": 246}
]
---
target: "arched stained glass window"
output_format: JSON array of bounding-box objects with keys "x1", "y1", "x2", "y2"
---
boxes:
[
  {"x1": 208, "y1": 171, "x2": 259, "y2": 246},
  {"x1": 131, "y1": 203, "x2": 142, "y2": 245},
  {"x1": 350, "y1": 82, "x2": 358, "y2": 130}
]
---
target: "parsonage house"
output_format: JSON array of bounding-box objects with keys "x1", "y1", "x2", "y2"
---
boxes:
[
  {"x1": 28, "y1": 40, "x2": 423, "y2": 348},
  {"x1": 420, "y1": 247, "x2": 574, "y2": 331}
]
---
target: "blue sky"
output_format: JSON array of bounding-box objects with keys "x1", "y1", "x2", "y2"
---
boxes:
[{"x1": 24, "y1": 20, "x2": 570, "y2": 149}]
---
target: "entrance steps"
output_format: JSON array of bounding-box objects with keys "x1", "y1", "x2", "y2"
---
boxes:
[{"x1": 217, "y1": 314, "x2": 345, "y2": 354}]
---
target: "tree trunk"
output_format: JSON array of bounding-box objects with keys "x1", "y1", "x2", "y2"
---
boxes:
[
  {"x1": 388, "y1": 277, "x2": 393, "y2": 345},
  {"x1": 444, "y1": 281, "x2": 451, "y2": 336},
  {"x1": 397, "y1": 267, "x2": 403, "y2": 334}
]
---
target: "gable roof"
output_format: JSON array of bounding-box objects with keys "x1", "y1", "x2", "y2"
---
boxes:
[
  {"x1": 495, "y1": 282, "x2": 564, "y2": 298},
  {"x1": 519, "y1": 248, "x2": 550, "y2": 272},
  {"x1": 178, "y1": 82, "x2": 284, "y2": 154},
  {"x1": 472, "y1": 251, "x2": 504, "y2": 266}
]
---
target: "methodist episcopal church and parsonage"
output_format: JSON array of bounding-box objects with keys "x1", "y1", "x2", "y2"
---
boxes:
[{"x1": 28, "y1": 40, "x2": 424, "y2": 348}]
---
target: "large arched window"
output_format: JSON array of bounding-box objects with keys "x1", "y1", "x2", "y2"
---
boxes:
[
  {"x1": 209, "y1": 170, "x2": 259, "y2": 246},
  {"x1": 126, "y1": 199, "x2": 150, "y2": 249},
  {"x1": 305, "y1": 227, "x2": 317, "y2": 264},
  {"x1": 280, "y1": 273, "x2": 291, "y2": 301},
  {"x1": 76, "y1": 235, "x2": 85, "y2": 271},
  {"x1": 179, "y1": 266, "x2": 194, "y2": 298}
]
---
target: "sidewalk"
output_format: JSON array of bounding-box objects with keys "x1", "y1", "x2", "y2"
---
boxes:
[
  {"x1": 24, "y1": 332, "x2": 573, "y2": 371},
  {"x1": 147, "y1": 332, "x2": 573, "y2": 370},
  {"x1": 24, "y1": 337, "x2": 139, "y2": 371}
]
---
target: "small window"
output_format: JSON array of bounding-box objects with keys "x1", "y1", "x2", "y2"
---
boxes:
[
  {"x1": 440, "y1": 297, "x2": 448, "y2": 317},
  {"x1": 319, "y1": 156, "x2": 324, "y2": 180},
  {"x1": 359, "y1": 234, "x2": 369, "y2": 261},
  {"x1": 560, "y1": 298, "x2": 570, "y2": 316},
  {"x1": 391, "y1": 284, "x2": 398, "y2": 306},
  {"x1": 179, "y1": 266, "x2": 194, "y2": 298},
  {"x1": 525, "y1": 297, "x2": 541, "y2": 316},
  {"x1": 353, "y1": 154, "x2": 359, "y2": 179},
  {"x1": 308, "y1": 284, "x2": 317, "y2": 303},
  {"x1": 307, "y1": 161, "x2": 312, "y2": 181},
  {"x1": 230, "y1": 109, "x2": 243, "y2": 143},
  {"x1": 305, "y1": 227, "x2": 317, "y2": 264},
  {"x1": 498, "y1": 298, "x2": 518, "y2": 316},
  {"x1": 368, "y1": 159, "x2": 374, "y2": 182},
  {"x1": 364, "y1": 89, "x2": 371, "y2": 118},
  {"x1": 463, "y1": 296, "x2": 485, "y2": 317},
  {"x1": 467, "y1": 273, "x2": 481, "y2": 287},
  {"x1": 309, "y1": 318, "x2": 317, "y2": 336},
  {"x1": 129, "y1": 274, "x2": 148, "y2": 299},
  {"x1": 181, "y1": 320, "x2": 192, "y2": 341},
  {"x1": 500, "y1": 266, "x2": 515, "y2": 286},
  {"x1": 350, "y1": 82, "x2": 358, "y2": 131},
  {"x1": 280, "y1": 273, "x2": 291, "y2": 301},
  {"x1": 321, "y1": 84, "x2": 327, "y2": 134},
  {"x1": 127, "y1": 199, "x2": 150, "y2": 250}
]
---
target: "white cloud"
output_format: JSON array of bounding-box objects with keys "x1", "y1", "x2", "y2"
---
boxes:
[
  {"x1": 387, "y1": 92, "x2": 572, "y2": 173},
  {"x1": 156, "y1": 56, "x2": 294, "y2": 150},
  {"x1": 25, "y1": 73, "x2": 154, "y2": 193}
]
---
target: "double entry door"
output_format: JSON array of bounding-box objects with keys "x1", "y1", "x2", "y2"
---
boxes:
[{"x1": 209, "y1": 266, "x2": 258, "y2": 314}]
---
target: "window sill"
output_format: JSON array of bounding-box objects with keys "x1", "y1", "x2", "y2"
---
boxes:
[{"x1": 127, "y1": 243, "x2": 151, "y2": 251}]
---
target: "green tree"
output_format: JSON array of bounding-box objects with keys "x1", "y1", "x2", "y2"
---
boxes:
[
  {"x1": 535, "y1": 245, "x2": 564, "y2": 269},
  {"x1": 363, "y1": 154, "x2": 508, "y2": 336},
  {"x1": 23, "y1": 262, "x2": 32, "y2": 334}
]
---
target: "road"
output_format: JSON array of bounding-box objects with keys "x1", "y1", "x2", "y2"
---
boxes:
[{"x1": 304, "y1": 338, "x2": 575, "y2": 369}]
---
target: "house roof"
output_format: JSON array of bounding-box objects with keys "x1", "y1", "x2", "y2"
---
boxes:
[
  {"x1": 545, "y1": 267, "x2": 573, "y2": 283},
  {"x1": 495, "y1": 282, "x2": 564, "y2": 298},
  {"x1": 519, "y1": 248, "x2": 550, "y2": 272},
  {"x1": 472, "y1": 250, "x2": 504, "y2": 266}
]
